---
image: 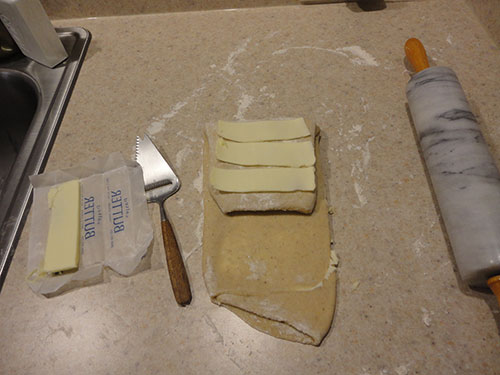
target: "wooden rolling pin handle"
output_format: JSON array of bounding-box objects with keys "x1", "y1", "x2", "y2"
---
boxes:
[
  {"x1": 404, "y1": 38, "x2": 430, "y2": 73},
  {"x1": 162, "y1": 217, "x2": 192, "y2": 306},
  {"x1": 487, "y1": 276, "x2": 500, "y2": 307}
]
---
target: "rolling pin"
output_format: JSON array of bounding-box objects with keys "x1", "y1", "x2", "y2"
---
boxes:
[{"x1": 404, "y1": 38, "x2": 500, "y2": 305}]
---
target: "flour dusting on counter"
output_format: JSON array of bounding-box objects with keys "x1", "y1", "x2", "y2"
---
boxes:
[
  {"x1": 272, "y1": 45, "x2": 378, "y2": 66},
  {"x1": 349, "y1": 124, "x2": 363, "y2": 135},
  {"x1": 421, "y1": 307, "x2": 433, "y2": 327},
  {"x1": 354, "y1": 182, "x2": 368, "y2": 207},
  {"x1": 264, "y1": 30, "x2": 280, "y2": 40},
  {"x1": 176, "y1": 130, "x2": 198, "y2": 143},
  {"x1": 203, "y1": 315, "x2": 224, "y2": 344},
  {"x1": 245, "y1": 258, "x2": 267, "y2": 280},
  {"x1": 336, "y1": 46, "x2": 379, "y2": 66},
  {"x1": 234, "y1": 93, "x2": 254, "y2": 120},
  {"x1": 163, "y1": 101, "x2": 188, "y2": 120},
  {"x1": 175, "y1": 145, "x2": 193, "y2": 169},
  {"x1": 147, "y1": 121, "x2": 165, "y2": 135},
  {"x1": 193, "y1": 169, "x2": 203, "y2": 194},
  {"x1": 185, "y1": 210, "x2": 203, "y2": 261},
  {"x1": 412, "y1": 235, "x2": 427, "y2": 257},
  {"x1": 147, "y1": 86, "x2": 206, "y2": 136},
  {"x1": 222, "y1": 37, "x2": 251, "y2": 76},
  {"x1": 362, "y1": 137, "x2": 375, "y2": 169}
]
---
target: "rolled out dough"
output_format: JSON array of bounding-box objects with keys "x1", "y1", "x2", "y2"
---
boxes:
[
  {"x1": 202, "y1": 130, "x2": 337, "y2": 345},
  {"x1": 205, "y1": 121, "x2": 317, "y2": 214}
]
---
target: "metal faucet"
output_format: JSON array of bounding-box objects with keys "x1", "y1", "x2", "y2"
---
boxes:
[
  {"x1": 0, "y1": 19, "x2": 19, "y2": 59},
  {"x1": 0, "y1": 0, "x2": 67, "y2": 67}
]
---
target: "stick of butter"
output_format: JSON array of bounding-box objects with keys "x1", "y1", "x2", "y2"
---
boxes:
[{"x1": 42, "y1": 180, "x2": 81, "y2": 274}]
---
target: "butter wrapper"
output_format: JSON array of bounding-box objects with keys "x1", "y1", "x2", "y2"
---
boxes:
[{"x1": 27, "y1": 152, "x2": 153, "y2": 297}]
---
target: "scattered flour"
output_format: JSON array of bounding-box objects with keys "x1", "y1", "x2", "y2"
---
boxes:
[
  {"x1": 264, "y1": 30, "x2": 280, "y2": 40},
  {"x1": 185, "y1": 210, "x2": 204, "y2": 261},
  {"x1": 193, "y1": 169, "x2": 203, "y2": 194},
  {"x1": 246, "y1": 258, "x2": 267, "y2": 280},
  {"x1": 412, "y1": 235, "x2": 428, "y2": 257},
  {"x1": 163, "y1": 101, "x2": 188, "y2": 120},
  {"x1": 273, "y1": 45, "x2": 378, "y2": 66},
  {"x1": 234, "y1": 93, "x2": 255, "y2": 120},
  {"x1": 354, "y1": 182, "x2": 368, "y2": 207},
  {"x1": 349, "y1": 124, "x2": 364, "y2": 135},
  {"x1": 362, "y1": 137, "x2": 375, "y2": 169},
  {"x1": 203, "y1": 315, "x2": 224, "y2": 344},
  {"x1": 222, "y1": 37, "x2": 251, "y2": 76},
  {"x1": 146, "y1": 86, "x2": 205, "y2": 136},
  {"x1": 175, "y1": 145, "x2": 193, "y2": 169},
  {"x1": 361, "y1": 97, "x2": 369, "y2": 113},
  {"x1": 147, "y1": 121, "x2": 165, "y2": 135},
  {"x1": 421, "y1": 307, "x2": 433, "y2": 327},
  {"x1": 195, "y1": 210, "x2": 203, "y2": 248},
  {"x1": 336, "y1": 46, "x2": 379, "y2": 66}
]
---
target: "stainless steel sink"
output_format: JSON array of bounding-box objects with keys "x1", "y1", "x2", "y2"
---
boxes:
[
  {"x1": 0, "y1": 70, "x2": 38, "y2": 194},
  {"x1": 0, "y1": 27, "x2": 91, "y2": 291}
]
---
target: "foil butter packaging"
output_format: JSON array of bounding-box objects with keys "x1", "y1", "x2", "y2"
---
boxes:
[{"x1": 27, "y1": 153, "x2": 153, "y2": 297}]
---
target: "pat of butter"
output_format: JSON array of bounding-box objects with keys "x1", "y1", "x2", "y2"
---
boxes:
[
  {"x1": 215, "y1": 138, "x2": 316, "y2": 167},
  {"x1": 42, "y1": 180, "x2": 81, "y2": 274},
  {"x1": 210, "y1": 167, "x2": 316, "y2": 193},
  {"x1": 217, "y1": 118, "x2": 310, "y2": 142}
]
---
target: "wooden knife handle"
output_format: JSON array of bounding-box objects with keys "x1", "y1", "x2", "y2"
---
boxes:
[
  {"x1": 405, "y1": 38, "x2": 430, "y2": 73},
  {"x1": 161, "y1": 218, "x2": 192, "y2": 306}
]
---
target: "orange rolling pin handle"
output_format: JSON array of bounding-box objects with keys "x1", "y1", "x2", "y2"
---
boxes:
[
  {"x1": 487, "y1": 276, "x2": 500, "y2": 307},
  {"x1": 404, "y1": 38, "x2": 430, "y2": 73}
]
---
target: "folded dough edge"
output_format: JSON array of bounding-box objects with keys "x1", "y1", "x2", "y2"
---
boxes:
[{"x1": 202, "y1": 125, "x2": 337, "y2": 346}]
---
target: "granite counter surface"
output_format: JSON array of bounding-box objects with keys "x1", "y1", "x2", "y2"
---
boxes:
[{"x1": 1, "y1": 1, "x2": 499, "y2": 374}]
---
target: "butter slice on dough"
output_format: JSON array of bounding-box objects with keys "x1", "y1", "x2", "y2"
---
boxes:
[
  {"x1": 205, "y1": 120, "x2": 317, "y2": 213},
  {"x1": 210, "y1": 167, "x2": 315, "y2": 193},
  {"x1": 216, "y1": 138, "x2": 315, "y2": 167},
  {"x1": 218, "y1": 118, "x2": 310, "y2": 142}
]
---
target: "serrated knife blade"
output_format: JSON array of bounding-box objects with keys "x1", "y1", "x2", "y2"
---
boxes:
[{"x1": 135, "y1": 135, "x2": 180, "y2": 199}]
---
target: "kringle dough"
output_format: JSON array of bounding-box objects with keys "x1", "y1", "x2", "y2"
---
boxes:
[
  {"x1": 202, "y1": 130, "x2": 337, "y2": 345},
  {"x1": 205, "y1": 121, "x2": 317, "y2": 214}
]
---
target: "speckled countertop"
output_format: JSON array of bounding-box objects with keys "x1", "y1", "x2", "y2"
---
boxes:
[{"x1": 1, "y1": 1, "x2": 500, "y2": 374}]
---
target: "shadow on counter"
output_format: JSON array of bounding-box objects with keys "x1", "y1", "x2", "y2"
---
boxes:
[{"x1": 346, "y1": 0, "x2": 386, "y2": 11}]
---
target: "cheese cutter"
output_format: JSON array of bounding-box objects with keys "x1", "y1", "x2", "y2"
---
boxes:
[{"x1": 135, "y1": 135, "x2": 192, "y2": 306}]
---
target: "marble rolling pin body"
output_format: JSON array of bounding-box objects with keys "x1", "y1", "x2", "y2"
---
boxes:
[{"x1": 406, "y1": 65, "x2": 500, "y2": 288}]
